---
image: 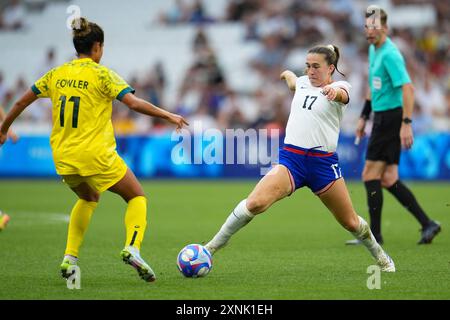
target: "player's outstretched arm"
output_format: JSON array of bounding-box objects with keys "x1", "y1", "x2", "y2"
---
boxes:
[
  {"x1": 121, "y1": 93, "x2": 189, "y2": 131},
  {"x1": 280, "y1": 70, "x2": 297, "y2": 92},
  {"x1": 0, "y1": 106, "x2": 19, "y2": 144},
  {"x1": 0, "y1": 89, "x2": 37, "y2": 146},
  {"x1": 321, "y1": 85, "x2": 349, "y2": 104},
  {"x1": 0, "y1": 105, "x2": 5, "y2": 122}
]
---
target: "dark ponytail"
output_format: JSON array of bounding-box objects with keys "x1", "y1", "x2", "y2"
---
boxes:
[
  {"x1": 308, "y1": 45, "x2": 345, "y2": 77},
  {"x1": 71, "y1": 17, "x2": 104, "y2": 55}
]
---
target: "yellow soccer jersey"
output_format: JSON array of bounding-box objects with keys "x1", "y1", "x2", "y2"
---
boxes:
[{"x1": 31, "y1": 58, "x2": 134, "y2": 176}]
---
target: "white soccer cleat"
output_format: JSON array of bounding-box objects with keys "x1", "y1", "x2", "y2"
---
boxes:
[
  {"x1": 120, "y1": 246, "x2": 156, "y2": 282},
  {"x1": 60, "y1": 255, "x2": 78, "y2": 279},
  {"x1": 377, "y1": 252, "x2": 395, "y2": 272}
]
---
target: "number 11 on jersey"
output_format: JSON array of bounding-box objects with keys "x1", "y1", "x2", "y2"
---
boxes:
[{"x1": 59, "y1": 95, "x2": 81, "y2": 128}]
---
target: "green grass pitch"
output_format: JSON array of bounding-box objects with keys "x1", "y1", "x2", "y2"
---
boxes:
[{"x1": 0, "y1": 180, "x2": 449, "y2": 300}]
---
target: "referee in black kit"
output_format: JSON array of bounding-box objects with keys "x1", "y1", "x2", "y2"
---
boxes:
[{"x1": 347, "y1": 6, "x2": 441, "y2": 245}]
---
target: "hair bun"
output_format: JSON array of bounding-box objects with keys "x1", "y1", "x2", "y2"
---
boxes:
[{"x1": 72, "y1": 17, "x2": 91, "y2": 37}]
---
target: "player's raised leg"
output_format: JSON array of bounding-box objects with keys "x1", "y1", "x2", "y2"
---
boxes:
[
  {"x1": 61, "y1": 182, "x2": 99, "y2": 278},
  {"x1": 205, "y1": 165, "x2": 292, "y2": 254},
  {"x1": 318, "y1": 178, "x2": 395, "y2": 272},
  {"x1": 108, "y1": 168, "x2": 155, "y2": 282}
]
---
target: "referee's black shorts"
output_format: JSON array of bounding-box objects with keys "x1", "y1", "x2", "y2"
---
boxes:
[{"x1": 366, "y1": 107, "x2": 403, "y2": 165}]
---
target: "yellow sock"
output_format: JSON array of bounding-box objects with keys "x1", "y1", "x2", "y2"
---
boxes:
[
  {"x1": 125, "y1": 196, "x2": 147, "y2": 250},
  {"x1": 64, "y1": 200, "x2": 97, "y2": 258}
]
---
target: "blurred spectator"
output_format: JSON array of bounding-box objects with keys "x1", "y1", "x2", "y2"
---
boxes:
[
  {"x1": 217, "y1": 90, "x2": 250, "y2": 130},
  {"x1": 253, "y1": 1, "x2": 296, "y2": 44},
  {"x1": 2, "y1": 0, "x2": 449, "y2": 136},
  {"x1": 141, "y1": 62, "x2": 166, "y2": 107},
  {"x1": 250, "y1": 33, "x2": 287, "y2": 77},
  {"x1": 412, "y1": 103, "x2": 434, "y2": 134},
  {"x1": 158, "y1": 0, "x2": 190, "y2": 25},
  {"x1": 177, "y1": 30, "x2": 227, "y2": 119},
  {"x1": 187, "y1": 104, "x2": 218, "y2": 132},
  {"x1": 434, "y1": 88, "x2": 450, "y2": 132},
  {"x1": 0, "y1": 0, "x2": 25, "y2": 30},
  {"x1": 25, "y1": 0, "x2": 46, "y2": 12},
  {"x1": 158, "y1": 0, "x2": 213, "y2": 25},
  {"x1": 262, "y1": 95, "x2": 288, "y2": 137},
  {"x1": 249, "y1": 83, "x2": 289, "y2": 130},
  {"x1": 17, "y1": 48, "x2": 57, "y2": 124},
  {"x1": 189, "y1": 0, "x2": 214, "y2": 24},
  {"x1": 415, "y1": 72, "x2": 447, "y2": 121},
  {"x1": 226, "y1": 0, "x2": 260, "y2": 21},
  {"x1": 192, "y1": 27, "x2": 209, "y2": 52},
  {"x1": 37, "y1": 47, "x2": 56, "y2": 78}
]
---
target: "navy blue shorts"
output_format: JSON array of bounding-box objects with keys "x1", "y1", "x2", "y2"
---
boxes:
[{"x1": 278, "y1": 144, "x2": 343, "y2": 194}]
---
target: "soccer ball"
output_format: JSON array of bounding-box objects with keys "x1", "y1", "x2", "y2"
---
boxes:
[{"x1": 177, "y1": 244, "x2": 212, "y2": 278}]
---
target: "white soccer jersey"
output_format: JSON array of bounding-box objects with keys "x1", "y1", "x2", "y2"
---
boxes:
[{"x1": 284, "y1": 75, "x2": 351, "y2": 152}]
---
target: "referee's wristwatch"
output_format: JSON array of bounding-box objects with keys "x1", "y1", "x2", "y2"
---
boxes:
[{"x1": 402, "y1": 117, "x2": 412, "y2": 124}]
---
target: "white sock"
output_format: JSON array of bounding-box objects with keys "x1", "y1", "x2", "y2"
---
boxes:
[
  {"x1": 206, "y1": 199, "x2": 254, "y2": 252},
  {"x1": 64, "y1": 254, "x2": 78, "y2": 264},
  {"x1": 351, "y1": 216, "x2": 384, "y2": 260},
  {"x1": 124, "y1": 245, "x2": 140, "y2": 255}
]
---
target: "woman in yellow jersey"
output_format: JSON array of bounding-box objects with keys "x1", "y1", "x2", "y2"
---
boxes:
[{"x1": 0, "y1": 17, "x2": 188, "y2": 283}]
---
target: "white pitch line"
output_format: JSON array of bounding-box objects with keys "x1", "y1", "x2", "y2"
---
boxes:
[{"x1": 4, "y1": 211, "x2": 70, "y2": 226}]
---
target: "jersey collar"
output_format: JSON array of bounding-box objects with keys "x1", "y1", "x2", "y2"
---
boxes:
[{"x1": 73, "y1": 57, "x2": 95, "y2": 63}]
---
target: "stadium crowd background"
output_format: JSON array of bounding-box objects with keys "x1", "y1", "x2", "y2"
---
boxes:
[{"x1": 0, "y1": 0, "x2": 448, "y2": 137}]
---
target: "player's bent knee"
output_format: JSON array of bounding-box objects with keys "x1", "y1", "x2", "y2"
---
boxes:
[
  {"x1": 362, "y1": 170, "x2": 381, "y2": 182},
  {"x1": 381, "y1": 174, "x2": 396, "y2": 188},
  {"x1": 246, "y1": 197, "x2": 267, "y2": 215},
  {"x1": 381, "y1": 178, "x2": 394, "y2": 189},
  {"x1": 82, "y1": 193, "x2": 100, "y2": 202},
  {"x1": 71, "y1": 183, "x2": 100, "y2": 202}
]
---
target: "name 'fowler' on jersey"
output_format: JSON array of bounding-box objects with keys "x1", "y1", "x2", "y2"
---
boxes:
[{"x1": 55, "y1": 79, "x2": 89, "y2": 89}]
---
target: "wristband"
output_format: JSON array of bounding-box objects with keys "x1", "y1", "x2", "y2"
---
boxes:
[{"x1": 360, "y1": 99, "x2": 372, "y2": 120}]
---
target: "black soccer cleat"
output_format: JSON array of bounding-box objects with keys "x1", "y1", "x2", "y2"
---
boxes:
[{"x1": 418, "y1": 221, "x2": 441, "y2": 244}]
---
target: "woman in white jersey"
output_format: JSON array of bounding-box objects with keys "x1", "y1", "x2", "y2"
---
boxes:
[{"x1": 205, "y1": 45, "x2": 395, "y2": 272}]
